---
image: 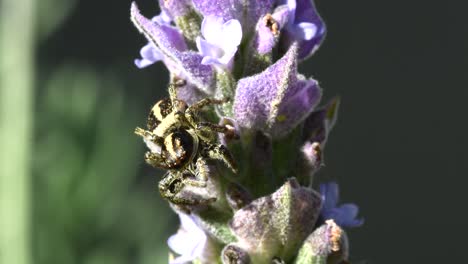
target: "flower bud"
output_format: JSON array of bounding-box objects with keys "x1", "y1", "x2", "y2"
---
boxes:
[
  {"x1": 293, "y1": 220, "x2": 348, "y2": 264},
  {"x1": 230, "y1": 178, "x2": 322, "y2": 263}
]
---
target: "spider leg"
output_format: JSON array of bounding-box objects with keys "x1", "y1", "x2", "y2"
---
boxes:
[
  {"x1": 189, "y1": 97, "x2": 229, "y2": 112},
  {"x1": 144, "y1": 151, "x2": 171, "y2": 170},
  {"x1": 168, "y1": 82, "x2": 178, "y2": 103},
  {"x1": 196, "y1": 122, "x2": 230, "y2": 133},
  {"x1": 185, "y1": 98, "x2": 229, "y2": 126},
  {"x1": 203, "y1": 142, "x2": 238, "y2": 173}
]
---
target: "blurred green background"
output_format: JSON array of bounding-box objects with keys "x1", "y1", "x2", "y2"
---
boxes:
[
  {"x1": 1, "y1": 0, "x2": 176, "y2": 263},
  {"x1": 1, "y1": 0, "x2": 466, "y2": 263}
]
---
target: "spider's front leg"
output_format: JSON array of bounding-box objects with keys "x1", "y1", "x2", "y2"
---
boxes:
[
  {"x1": 185, "y1": 97, "x2": 229, "y2": 126},
  {"x1": 144, "y1": 151, "x2": 171, "y2": 170},
  {"x1": 196, "y1": 122, "x2": 231, "y2": 133},
  {"x1": 202, "y1": 142, "x2": 238, "y2": 173}
]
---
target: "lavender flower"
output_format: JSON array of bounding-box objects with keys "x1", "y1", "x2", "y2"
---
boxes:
[
  {"x1": 131, "y1": 3, "x2": 214, "y2": 93},
  {"x1": 192, "y1": 0, "x2": 275, "y2": 34},
  {"x1": 167, "y1": 213, "x2": 207, "y2": 264},
  {"x1": 280, "y1": 0, "x2": 326, "y2": 59},
  {"x1": 130, "y1": 0, "x2": 363, "y2": 262},
  {"x1": 196, "y1": 16, "x2": 242, "y2": 69},
  {"x1": 134, "y1": 11, "x2": 178, "y2": 69},
  {"x1": 319, "y1": 182, "x2": 364, "y2": 228}
]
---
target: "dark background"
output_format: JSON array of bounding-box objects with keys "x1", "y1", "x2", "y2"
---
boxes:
[{"x1": 38, "y1": 0, "x2": 467, "y2": 263}]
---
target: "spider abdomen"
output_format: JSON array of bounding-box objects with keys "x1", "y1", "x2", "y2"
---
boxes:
[{"x1": 163, "y1": 129, "x2": 199, "y2": 169}]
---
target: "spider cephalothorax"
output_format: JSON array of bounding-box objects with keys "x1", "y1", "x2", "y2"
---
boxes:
[{"x1": 135, "y1": 84, "x2": 238, "y2": 179}]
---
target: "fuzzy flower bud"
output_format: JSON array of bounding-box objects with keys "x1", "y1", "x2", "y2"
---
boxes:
[
  {"x1": 234, "y1": 44, "x2": 321, "y2": 138},
  {"x1": 294, "y1": 220, "x2": 347, "y2": 264},
  {"x1": 230, "y1": 178, "x2": 322, "y2": 263}
]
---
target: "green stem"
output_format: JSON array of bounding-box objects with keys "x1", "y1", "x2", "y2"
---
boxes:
[{"x1": 0, "y1": 0, "x2": 36, "y2": 263}]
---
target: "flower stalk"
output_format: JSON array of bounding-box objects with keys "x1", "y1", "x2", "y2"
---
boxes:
[{"x1": 0, "y1": 0, "x2": 36, "y2": 263}]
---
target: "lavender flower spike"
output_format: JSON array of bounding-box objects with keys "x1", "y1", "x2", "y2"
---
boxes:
[
  {"x1": 319, "y1": 182, "x2": 364, "y2": 228},
  {"x1": 131, "y1": 0, "x2": 362, "y2": 262},
  {"x1": 167, "y1": 213, "x2": 207, "y2": 264},
  {"x1": 196, "y1": 16, "x2": 242, "y2": 69}
]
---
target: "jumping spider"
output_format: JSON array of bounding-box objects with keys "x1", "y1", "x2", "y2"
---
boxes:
[{"x1": 135, "y1": 83, "x2": 237, "y2": 197}]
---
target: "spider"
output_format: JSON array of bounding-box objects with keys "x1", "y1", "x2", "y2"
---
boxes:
[{"x1": 135, "y1": 83, "x2": 238, "y2": 193}]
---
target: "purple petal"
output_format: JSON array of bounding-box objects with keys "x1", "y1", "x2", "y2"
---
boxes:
[
  {"x1": 302, "y1": 97, "x2": 340, "y2": 147},
  {"x1": 193, "y1": 0, "x2": 243, "y2": 22},
  {"x1": 177, "y1": 51, "x2": 215, "y2": 93},
  {"x1": 294, "y1": 0, "x2": 326, "y2": 58},
  {"x1": 319, "y1": 182, "x2": 364, "y2": 228},
  {"x1": 174, "y1": 79, "x2": 208, "y2": 105},
  {"x1": 192, "y1": 0, "x2": 275, "y2": 33},
  {"x1": 198, "y1": 17, "x2": 242, "y2": 68},
  {"x1": 201, "y1": 16, "x2": 225, "y2": 43},
  {"x1": 131, "y1": 3, "x2": 187, "y2": 51},
  {"x1": 167, "y1": 213, "x2": 207, "y2": 263},
  {"x1": 322, "y1": 206, "x2": 364, "y2": 228},
  {"x1": 280, "y1": 0, "x2": 326, "y2": 59},
  {"x1": 248, "y1": 0, "x2": 276, "y2": 29},
  {"x1": 252, "y1": 14, "x2": 278, "y2": 55},
  {"x1": 200, "y1": 56, "x2": 223, "y2": 66},
  {"x1": 159, "y1": 0, "x2": 193, "y2": 18},
  {"x1": 234, "y1": 44, "x2": 321, "y2": 138},
  {"x1": 152, "y1": 10, "x2": 172, "y2": 25},
  {"x1": 196, "y1": 37, "x2": 223, "y2": 58},
  {"x1": 320, "y1": 182, "x2": 339, "y2": 210},
  {"x1": 250, "y1": 5, "x2": 290, "y2": 55},
  {"x1": 134, "y1": 43, "x2": 164, "y2": 68},
  {"x1": 272, "y1": 4, "x2": 291, "y2": 29},
  {"x1": 273, "y1": 77, "x2": 321, "y2": 137},
  {"x1": 219, "y1": 19, "x2": 242, "y2": 49},
  {"x1": 131, "y1": 2, "x2": 214, "y2": 92},
  {"x1": 296, "y1": 22, "x2": 318, "y2": 40}
]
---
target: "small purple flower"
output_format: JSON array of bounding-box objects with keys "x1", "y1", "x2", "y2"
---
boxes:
[
  {"x1": 167, "y1": 213, "x2": 207, "y2": 264},
  {"x1": 319, "y1": 182, "x2": 364, "y2": 228},
  {"x1": 134, "y1": 11, "x2": 173, "y2": 69},
  {"x1": 285, "y1": 0, "x2": 318, "y2": 40},
  {"x1": 192, "y1": 0, "x2": 275, "y2": 34},
  {"x1": 196, "y1": 16, "x2": 242, "y2": 69},
  {"x1": 281, "y1": 0, "x2": 326, "y2": 59},
  {"x1": 131, "y1": 2, "x2": 215, "y2": 92}
]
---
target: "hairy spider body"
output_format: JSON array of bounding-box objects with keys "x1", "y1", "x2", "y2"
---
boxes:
[{"x1": 135, "y1": 84, "x2": 237, "y2": 202}]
